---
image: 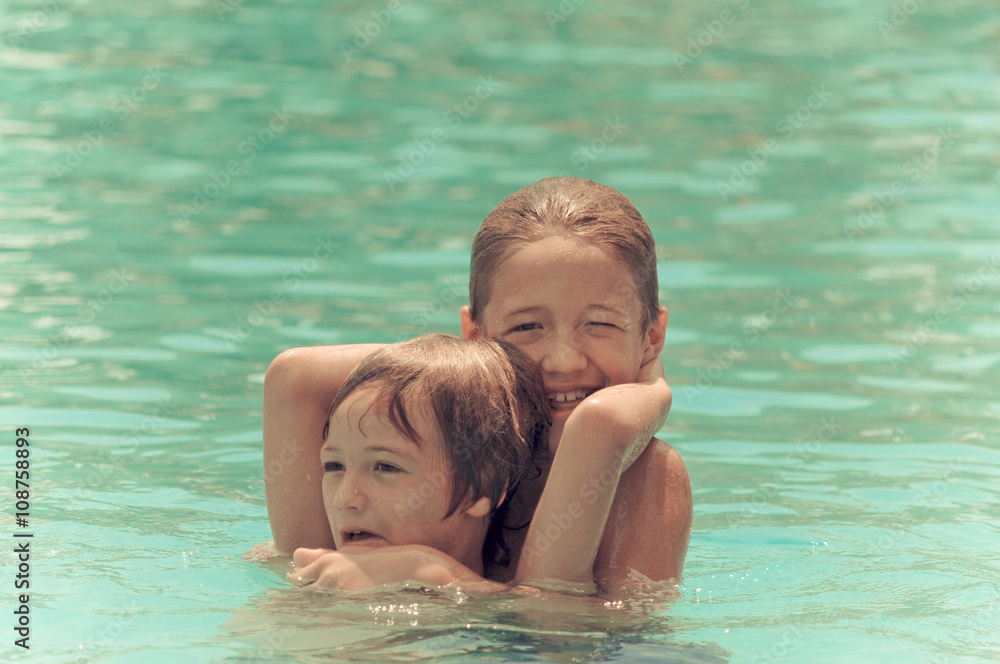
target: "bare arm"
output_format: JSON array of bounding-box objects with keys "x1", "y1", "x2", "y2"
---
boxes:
[
  {"x1": 291, "y1": 545, "x2": 505, "y2": 592},
  {"x1": 263, "y1": 344, "x2": 385, "y2": 554},
  {"x1": 514, "y1": 359, "x2": 674, "y2": 585},
  {"x1": 594, "y1": 439, "x2": 691, "y2": 596},
  {"x1": 284, "y1": 418, "x2": 690, "y2": 597}
]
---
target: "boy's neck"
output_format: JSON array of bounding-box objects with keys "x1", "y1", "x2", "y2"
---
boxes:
[
  {"x1": 485, "y1": 466, "x2": 549, "y2": 582},
  {"x1": 450, "y1": 520, "x2": 490, "y2": 576}
]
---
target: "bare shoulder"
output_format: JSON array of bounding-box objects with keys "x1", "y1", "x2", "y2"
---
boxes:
[
  {"x1": 626, "y1": 437, "x2": 691, "y2": 500},
  {"x1": 595, "y1": 437, "x2": 692, "y2": 590}
]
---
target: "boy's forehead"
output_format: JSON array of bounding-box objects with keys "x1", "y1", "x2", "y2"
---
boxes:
[
  {"x1": 502, "y1": 236, "x2": 636, "y2": 281},
  {"x1": 331, "y1": 387, "x2": 380, "y2": 429},
  {"x1": 330, "y1": 384, "x2": 445, "y2": 451},
  {"x1": 487, "y1": 248, "x2": 642, "y2": 317}
]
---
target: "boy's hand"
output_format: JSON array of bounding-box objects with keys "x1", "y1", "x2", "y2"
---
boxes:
[
  {"x1": 290, "y1": 545, "x2": 500, "y2": 592},
  {"x1": 290, "y1": 547, "x2": 377, "y2": 590}
]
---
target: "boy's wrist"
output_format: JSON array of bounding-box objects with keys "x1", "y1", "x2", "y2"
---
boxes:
[{"x1": 559, "y1": 378, "x2": 670, "y2": 471}]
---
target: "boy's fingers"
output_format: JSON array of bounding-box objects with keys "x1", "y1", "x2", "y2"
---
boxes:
[
  {"x1": 290, "y1": 548, "x2": 348, "y2": 587},
  {"x1": 293, "y1": 546, "x2": 330, "y2": 568},
  {"x1": 287, "y1": 556, "x2": 318, "y2": 587},
  {"x1": 288, "y1": 568, "x2": 316, "y2": 587}
]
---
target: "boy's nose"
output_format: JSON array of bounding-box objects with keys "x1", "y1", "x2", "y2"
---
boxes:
[
  {"x1": 538, "y1": 333, "x2": 587, "y2": 375},
  {"x1": 331, "y1": 472, "x2": 367, "y2": 511}
]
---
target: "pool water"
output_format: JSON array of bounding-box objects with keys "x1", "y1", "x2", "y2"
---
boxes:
[{"x1": 2, "y1": 0, "x2": 999, "y2": 661}]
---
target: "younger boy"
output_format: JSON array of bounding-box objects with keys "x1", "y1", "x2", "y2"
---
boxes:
[{"x1": 306, "y1": 334, "x2": 549, "y2": 582}]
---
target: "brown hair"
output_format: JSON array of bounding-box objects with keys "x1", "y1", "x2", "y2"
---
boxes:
[
  {"x1": 470, "y1": 176, "x2": 660, "y2": 329},
  {"x1": 322, "y1": 334, "x2": 549, "y2": 518}
]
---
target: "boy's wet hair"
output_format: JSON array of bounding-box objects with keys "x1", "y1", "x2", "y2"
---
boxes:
[
  {"x1": 470, "y1": 176, "x2": 660, "y2": 330},
  {"x1": 323, "y1": 334, "x2": 550, "y2": 520}
]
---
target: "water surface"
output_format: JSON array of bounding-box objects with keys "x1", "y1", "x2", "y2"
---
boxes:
[{"x1": 2, "y1": 0, "x2": 998, "y2": 662}]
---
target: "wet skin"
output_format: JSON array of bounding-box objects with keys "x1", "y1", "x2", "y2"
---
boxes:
[
  {"x1": 462, "y1": 234, "x2": 664, "y2": 451},
  {"x1": 321, "y1": 387, "x2": 491, "y2": 574}
]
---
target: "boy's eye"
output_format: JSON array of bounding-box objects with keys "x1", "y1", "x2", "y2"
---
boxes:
[
  {"x1": 323, "y1": 461, "x2": 344, "y2": 472},
  {"x1": 589, "y1": 321, "x2": 618, "y2": 329},
  {"x1": 508, "y1": 322, "x2": 541, "y2": 333},
  {"x1": 375, "y1": 462, "x2": 402, "y2": 473}
]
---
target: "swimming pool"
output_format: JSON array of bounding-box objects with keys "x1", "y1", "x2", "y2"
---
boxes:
[{"x1": 2, "y1": 0, "x2": 998, "y2": 661}]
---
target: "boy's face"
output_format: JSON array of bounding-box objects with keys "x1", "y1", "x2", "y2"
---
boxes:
[
  {"x1": 321, "y1": 387, "x2": 486, "y2": 566},
  {"x1": 464, "y1": 235, "x2": 666, "y2": 446}
]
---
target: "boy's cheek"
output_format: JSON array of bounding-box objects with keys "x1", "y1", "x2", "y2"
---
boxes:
[
  {"x1": 391, "y1": 492, "x2": 425, "y2": 522},
  {"x1": 320, "y1": 484, "x2": 337, "y2": 515}
]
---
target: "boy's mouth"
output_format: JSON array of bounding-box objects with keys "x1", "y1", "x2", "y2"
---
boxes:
[
  {"x1": 546, "y1": 388, "x2": 598, "y2": 411},
  {"x1": 340, "y1": 529, "x2": 386, "y2": 546}
]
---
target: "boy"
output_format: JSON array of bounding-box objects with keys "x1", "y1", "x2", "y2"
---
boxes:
[{"x1": 292, "y1": 334, "x2": 549, "y2": 587}]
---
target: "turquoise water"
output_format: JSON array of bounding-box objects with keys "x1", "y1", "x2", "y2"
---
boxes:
[{"x1": 2, "y1": 0, "x2": 999, "y2": 661}]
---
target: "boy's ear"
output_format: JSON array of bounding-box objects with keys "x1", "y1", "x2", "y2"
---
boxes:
[
  {"x1": 460, "y1": 306, "x2": 482, "y2": 340},
  {"x1": 463, "y1": 495, "x2": 492, "y2": 519},
  {"x1": 642, "y1": 305, "x2": 668, "y2": 363}
]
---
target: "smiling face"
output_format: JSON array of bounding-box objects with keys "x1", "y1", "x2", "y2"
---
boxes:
[
  {"x1": 463, "y1": 235, "x2": 666, "y2": 448},
  {"x1": 321, "y1": 387, "x2": 491, "y2": 572}
]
